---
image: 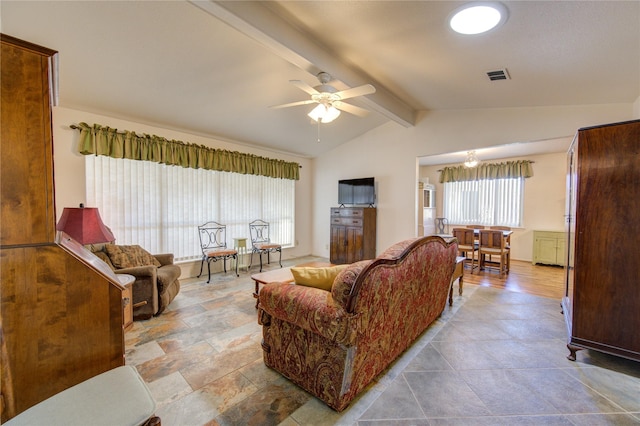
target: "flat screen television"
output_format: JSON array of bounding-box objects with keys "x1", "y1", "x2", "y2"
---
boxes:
[{"x1": 338, "y1": 177, "x2": 375, "y2": 206}]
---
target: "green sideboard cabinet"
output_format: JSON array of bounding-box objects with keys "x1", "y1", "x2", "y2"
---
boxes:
[{"x1": 532, "y1": 230, "x2": 565, "y2": 266}]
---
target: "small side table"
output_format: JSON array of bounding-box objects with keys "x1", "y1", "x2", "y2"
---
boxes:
[
  {"x1": 233, "y1": 237, "x2": 248, "y2": 272},
  {"x1": 251, "y1": 261, "x2": 333, "y2": 308},
  {"x1": 449, "y1": 256, "x2": 465, "y2": 306},
  {"x1": 117, "y1": 274, "x2": 135, "y2": 331}
]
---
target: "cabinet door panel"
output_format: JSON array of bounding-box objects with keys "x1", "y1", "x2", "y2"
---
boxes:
[
  {"x1": 534, "y1": 237, "x2": 558, "y2": 264},
  {"x1": 1, "y1": 39, "x2": 56, "y2": 246},
  {"x1": 330, "y1": 225, "x2": 347, "y2": 264},
  {"x1": 345, "y1": 227, "x2": 364, "y2": 264}
]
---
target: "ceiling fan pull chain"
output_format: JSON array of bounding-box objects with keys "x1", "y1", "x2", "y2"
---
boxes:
[{"x1": 317, "y1": 119, "x2": 321, "y2": 143}]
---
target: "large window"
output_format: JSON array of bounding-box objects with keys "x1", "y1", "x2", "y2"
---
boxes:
[
  {"x1": 86, "y1": 155, "x2": 295, "y2": 261},
  {"x1": 443, "y1": 177, "x2": 525, "y2": 227}
]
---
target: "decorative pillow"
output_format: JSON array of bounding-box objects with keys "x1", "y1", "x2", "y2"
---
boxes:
[
  {"x1": 104, "y1": 244, "x2": 161, "y2": 269},
  {"x1": 291, "y1": 264, "x2": 349, "y2": 291}
]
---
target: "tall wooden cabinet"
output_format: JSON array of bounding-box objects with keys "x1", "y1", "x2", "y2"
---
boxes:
[
  {"x1": 562, "y1": 119, "x2": 640, "y2": 362},
  {"x1": 330, "y1": 207, "x2": 376, "y2": 264},
  {"x1": 1, "y1": 34, "x2": 126, "y2": 420}
]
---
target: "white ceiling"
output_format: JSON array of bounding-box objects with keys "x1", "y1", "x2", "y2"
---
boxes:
[{"x1": 2, "y1": 1, "x2": 638, "y2": 162}]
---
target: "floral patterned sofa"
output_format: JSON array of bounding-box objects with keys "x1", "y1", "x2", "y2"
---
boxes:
[{"x1": 257, "y1": 235, "x2": 458, "y2": 411}]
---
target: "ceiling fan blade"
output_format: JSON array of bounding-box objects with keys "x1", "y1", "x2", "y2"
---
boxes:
[
  {"x1": 290, "y1": 80, "x2": 320, "y2": 96},
  {"x1": 333, "y1": 101, "x2": 371, "y2": 117},
  {"x1": 270, "y1": 99, "x2": 316, "y2": 109},
  {"x1": 334, "y1": 84, "x2": 376, "y2": 100}
]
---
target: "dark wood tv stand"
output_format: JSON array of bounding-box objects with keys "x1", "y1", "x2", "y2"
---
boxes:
[{"x1": 330, "y1": 207, "x2": 376, "y2": 264}]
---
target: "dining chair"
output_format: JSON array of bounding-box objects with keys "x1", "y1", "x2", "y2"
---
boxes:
[
  {"x1": 434, "y1": 217, "x2": 449, "y2": 234},
  {"x1": 467, "y1": 224, "x2": 485, "y2": 243},
  {"x1": 478, "y1": 229, "x2": 510, "y2": 277},
  {"x1": 249, "y1": 220, "x2": 282, "y2": 272},
  {"x1": 489, "y1": 226, "x2": 511, "y2": 262},
  {"x1": 452, "y1": 228, "x2": 478, "y2": 273},
  {"x1": 490, "y1": 226, "x2": 511, "y2": 245},
  {"x1": 197, "y1": 221, "x2": 239, "y2": 282}
]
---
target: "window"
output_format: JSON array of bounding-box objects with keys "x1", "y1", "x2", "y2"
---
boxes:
[
  {"x1": 86, "y1": 156, "x2": 295, "y2": 261},
  {"x1": 443, "y1": 177, "x2": 524, "y2": 227}
]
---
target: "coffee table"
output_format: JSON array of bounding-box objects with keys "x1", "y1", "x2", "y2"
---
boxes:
[{"x1": 251, "y1": 261, "x2": 333, "y2": 308}]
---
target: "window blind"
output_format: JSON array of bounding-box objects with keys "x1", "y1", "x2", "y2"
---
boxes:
[
  {"x1": 443, "y1": 177, "x2": 524, "y2": 227},
  {"x1": 86, "y1": 155, "x2": 295, "y2": 261}
]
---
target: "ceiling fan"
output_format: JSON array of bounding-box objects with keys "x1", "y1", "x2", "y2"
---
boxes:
[{"x1": 271, "y1": 72, "x2": 376, "y2": 123}]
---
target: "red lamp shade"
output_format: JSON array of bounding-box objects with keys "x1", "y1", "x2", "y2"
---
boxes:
[{"x1": 56, "y1": 206, "x2": 115, "y2": 245}]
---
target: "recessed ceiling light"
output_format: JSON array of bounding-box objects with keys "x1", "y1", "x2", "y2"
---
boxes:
[{"x1": 450, "y1": 2, "x2": 508, "y2": 35}]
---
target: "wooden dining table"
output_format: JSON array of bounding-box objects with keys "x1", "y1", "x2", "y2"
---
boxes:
[
  {"x1": 437, "y1": 229, "x2": 512, "y2": 272},
  {"x1": 435, "y1": 229, "x2": 512, "y2": 239}
]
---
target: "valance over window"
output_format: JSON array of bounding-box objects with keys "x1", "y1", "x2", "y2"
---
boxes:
[
  {"x1": 439, "y1": 160, "x2": 533, "y2": 183},
  {"x1": 71, "y1": 122, "x2": 300, "y2": 180}
]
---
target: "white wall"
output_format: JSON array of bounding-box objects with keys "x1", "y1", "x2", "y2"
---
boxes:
[
  {"x1": 312, "y1": 103, "x2": 634, "y2": 258},
  {"x1": 420, "y1": 151, "x2": 566, "y2": 262},
  {"x1": 52, "y1": 102, "x2": 636, "y2": 272},
  {"x1": 51, "y1": 107, "x2": 314, "y2": 277}
]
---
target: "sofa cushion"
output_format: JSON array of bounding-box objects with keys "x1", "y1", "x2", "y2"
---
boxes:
[
  {"x1": 104, "y1": 244, "x2": 161, "y2": 269},
  {"x1": 331, "y1": 260, "x2": 372, "y2": 311},
  {"x1": 291, "y1": 265, "x2": 348, "y2": 291}
]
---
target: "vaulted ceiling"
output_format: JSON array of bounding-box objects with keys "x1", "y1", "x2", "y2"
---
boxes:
[{"x1": 2, "y1": 1, "x2": 638, "y2": 159}]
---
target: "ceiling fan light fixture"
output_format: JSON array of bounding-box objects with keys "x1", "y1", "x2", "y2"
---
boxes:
[
  {"x1": 450, "y1": 2, "x2": 507, "y2": 35},
  {"x1": 464, "y1": 150, "x2": 479, "y2": 168},
  {"x1": 308, "y1": 104, "x2": 341, "y2": 123}
]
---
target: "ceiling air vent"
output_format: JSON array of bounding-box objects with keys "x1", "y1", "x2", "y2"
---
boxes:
[{"x1": 486, "y1": 68, "x2": 510, "y2": 81}]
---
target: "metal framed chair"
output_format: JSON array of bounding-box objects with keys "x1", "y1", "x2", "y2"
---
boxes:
[
  {"x1": 248, "y1": 220, "x2": 282, "y2": 272},
  {"x1": 197, "y1": 222, "x2": 238, "y2": 282},
  {"x1": 452, "y1": 228, "x2": 478, "y2": 273}
]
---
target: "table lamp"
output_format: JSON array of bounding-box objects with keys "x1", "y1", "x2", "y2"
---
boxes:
[{"x1": 56, "y1": 204, "x2": 115, "y2": 245}]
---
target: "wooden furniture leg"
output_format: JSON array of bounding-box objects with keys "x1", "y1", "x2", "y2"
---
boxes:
[{"x1": 449, "y1": 256, "x2": 465, "y2": 306}]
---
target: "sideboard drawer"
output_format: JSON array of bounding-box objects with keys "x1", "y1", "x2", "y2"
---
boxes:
[
  {"x1": 331, "y1": 217, "x2": 363, "y2": 226},
  {"x1": 331, "y1": 208, "x2": 363, "y2": 217}
]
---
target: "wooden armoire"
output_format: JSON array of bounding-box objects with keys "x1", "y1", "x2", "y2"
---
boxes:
[
  {"x1": 330, "y1": 207, "x2": 376, "y2": 264},
  {"x1": 562, "y1": 119, "x2": 640, "y2": 362},
  {"x1": 1, "y1": 34, "x2": 126, "y2": 420}
]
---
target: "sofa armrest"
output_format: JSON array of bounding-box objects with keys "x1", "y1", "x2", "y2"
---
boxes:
[
  {"x1": 258, "y1": 282, "x2": 359, "y2": 346},
  {"x1": 115, "y1": 265, "x2": 157, "y2": 278},
  {"x1": 154, "y1": 253, "x2": 174, "y2": 266}
]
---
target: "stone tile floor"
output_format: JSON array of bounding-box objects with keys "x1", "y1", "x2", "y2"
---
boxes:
[{"x1": 125, "y1": 257, "x2": 640, "y2": 425}]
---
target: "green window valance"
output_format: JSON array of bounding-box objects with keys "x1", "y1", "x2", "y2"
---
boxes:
[
  {"x1": 439, "y1": 160, "x2": 534, "y2": 183},
  {"x1": 71, "y1": 122, "x2": 300, "y2": 180}
]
